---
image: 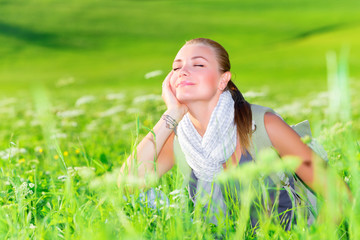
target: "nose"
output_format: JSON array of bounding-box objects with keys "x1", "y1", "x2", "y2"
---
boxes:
[{"x1": 178, "y1": 65, "x2": 189, "y2": 77}]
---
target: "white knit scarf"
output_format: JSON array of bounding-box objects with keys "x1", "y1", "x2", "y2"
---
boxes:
[{"x1": 177, "y1": 90, "x2": 237, "y2": 182}]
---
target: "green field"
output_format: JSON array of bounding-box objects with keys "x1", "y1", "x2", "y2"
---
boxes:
[{"x1": 0, "y1": 0, "x2": 360, "y2": 239}]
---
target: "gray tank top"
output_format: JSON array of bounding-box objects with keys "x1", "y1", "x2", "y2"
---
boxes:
[{"x1": 188, "y1": 151, "x2": 294, "y2": 230}]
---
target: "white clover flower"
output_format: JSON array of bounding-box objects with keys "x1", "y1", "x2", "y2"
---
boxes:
[
  {"x1": 309, "y1": 92, "x2": 329, "y2": 107},
  {"x1": 29, "y1": 183, "x2": 35, "y2": 188},
  {"x1": 243, "y1": 90, "x2": 267, "y2": 98},
  {"x1": 344, "y1": 176, "x2": 350, "y2": 183},
  {"x1": 30, "y1": 120, "x2": 40, "y2": 126},
  {"x1": 0, "y1": 97, "x2": 16, "y2": 107},
  {"x1": 145, "y1": 70, "x2": 163, "y2": 79},
  {"x1": 121, "y1": 122, "x2": 135, "y2": 131},
  {"x1": 58, "y1": 175, "x2": 67, "y2": 181},
  {"x1": 86, "y1": 120, "x2": 98, "y2": 131},
  {"x1": 75, "y1": 95, "x2": 96, "y2": 106},
  {"x1": 29, "y1": 224, "x2": 36, "y2": 229},
  {"x1": 61, "y1": 120, "x2": 78, "y2": 127},
  {"x1": 74, "y1": 166, "x2": 95, "y2": 180},
  {"x1": 0, "y1": 107, "x2": 15, "y2": 116},
  {"x1": 99, "y1": 105, "x2": 125, "y2": 117},
  {"x1": 156, "y1": 105, "x2": 167, "y2": 112},
  {"x1": 74, "y1": 166, "x2": 95, "y2": 171},
  {"x1": 15, "y1": 182, "x2": 30, "y2": 196},
  {"x1": 50, "y1": 133, "x2": 67, "y2": 140},
  {"x1": 133, "y1": 94, "x2": 162, "y2": 104},
  {"x1": 276, "y1": 101, "x2": 303, "y2": 116},
  {"x1": 25, "y1": 109, "x2": 35, "y2": 117},
  {"x1": 15, "y1": 120, "x2": 26, "y2": 127},
  {"x1": 56, "y1": 76, "x2": 75, "y2": 87},
  {"x1": 126, "y1": 108, "x2": 140, "y2": 114},
  {"x1": 57, "y1": 109, "x2": 84, "y2": 118},
  {"x1": 169, "y1": 189, "x2": 183, "y2": 195},
  {"x1": 0, "y1": 147, "x2": 27, "y2": 160},
  {"x1": 170, "y1": 189, "x2": 186, "y2": 201},
  {"x1": 106, "y1": 92, "x2": 125, "y2": 100},
  {"x1": 67, "y1": 167, "x2": 75, "y2": 176}
]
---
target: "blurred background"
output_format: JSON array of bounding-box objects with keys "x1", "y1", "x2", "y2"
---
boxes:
[{"x1": 1, "y1": 0, "x2": 359, "y2": 98}]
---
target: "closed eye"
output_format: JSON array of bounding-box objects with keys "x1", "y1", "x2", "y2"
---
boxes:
[
  {"x1": 173, "y1": 67, "x2": 180, "y2": 71},
  {"x1": 194, "y1": 64, "x2": 204, "y2": 67}
]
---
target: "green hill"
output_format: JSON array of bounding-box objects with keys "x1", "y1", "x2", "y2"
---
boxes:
[{"x1": 0, "y1": 0, "x2": 359, "y2": 98}]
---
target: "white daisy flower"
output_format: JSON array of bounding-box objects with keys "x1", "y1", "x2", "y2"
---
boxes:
[
  {"x1": 145, "y1": 70, "x2": 163, "y2": 79},
  {"x1": 75, "y1": 95, "x2": 96, "y2": 106}
]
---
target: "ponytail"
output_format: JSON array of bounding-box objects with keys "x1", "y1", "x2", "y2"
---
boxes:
[{"x1": 225, "y1": 81, "x2": 252, "y2": 155}]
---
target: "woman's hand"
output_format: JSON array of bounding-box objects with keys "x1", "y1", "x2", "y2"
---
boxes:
[{"x1": 161, "y1": 71, "x2": 188, "y2": 119}]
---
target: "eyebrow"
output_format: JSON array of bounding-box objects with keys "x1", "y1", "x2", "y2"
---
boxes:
[{"x1": 173, "y1": 56, "x2": 209, "y2": 63}]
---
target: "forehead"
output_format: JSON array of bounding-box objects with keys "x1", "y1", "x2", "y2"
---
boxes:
[{"x1": 174, "y1": 44, "x2": 216, "y2": 61}]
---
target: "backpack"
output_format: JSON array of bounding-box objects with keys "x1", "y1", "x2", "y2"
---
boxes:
[
  {"x1": 173, "y1": 104, "x2": 328, "y2": 227},
  {"x1": 250, "y1": 104, "x2": 328, "y2": 227}
]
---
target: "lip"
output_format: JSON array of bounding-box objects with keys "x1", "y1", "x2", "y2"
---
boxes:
[{"x1": 176, "y1": 80, "x2": 195, "y2": 88}]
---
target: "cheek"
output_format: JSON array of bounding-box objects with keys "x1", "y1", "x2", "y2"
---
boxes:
[{"x1": 202, "y1": 72, "x2": 220, "y2": 88}]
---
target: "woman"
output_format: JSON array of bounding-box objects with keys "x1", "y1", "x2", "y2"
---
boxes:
[{"x1": 119, "y1": 38, "x2": 318, "y2": 229}]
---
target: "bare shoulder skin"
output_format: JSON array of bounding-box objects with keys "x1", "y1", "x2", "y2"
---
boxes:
[{"x1": 264, "y1": 112, "x2": 314, "y2": 187}]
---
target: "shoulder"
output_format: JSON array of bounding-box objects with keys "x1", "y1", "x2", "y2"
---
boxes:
[
  {"x1": 264, "y1": 112, "x2": 312, "y2": 158},
  {"x1": 250, "y1": 104, "x2": 277, "y2": 130},
  {"x1": 264, "y1": 112, "x2": 294, "y2": 141},
  {"x1": 264, "y1": 112, "x2": 284, "y2": 129}
]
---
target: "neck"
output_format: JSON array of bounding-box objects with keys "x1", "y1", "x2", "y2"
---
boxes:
[{"x1": 186, "y1": 93, "x2": 222, "y2": 137}]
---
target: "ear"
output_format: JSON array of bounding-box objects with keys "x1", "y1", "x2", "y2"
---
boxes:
[{"x1": 218, "y1": 71, "x2": 231, "y2": 91}]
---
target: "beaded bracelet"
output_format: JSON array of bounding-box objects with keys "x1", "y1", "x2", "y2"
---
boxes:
[{"x1": 162, "y1": 114, "x2": 178, "y2": 135}]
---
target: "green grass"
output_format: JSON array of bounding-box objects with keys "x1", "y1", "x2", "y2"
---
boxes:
[{"x1": 0, "y1": 0, "x2": 360, "y2": 239}]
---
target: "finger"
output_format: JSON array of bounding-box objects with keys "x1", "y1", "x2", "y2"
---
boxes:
[
  {"x1": 167, "y1": 71, "x2": 176, "y2": 95},
  {"x1": 166, "y1": 70, "x2": 173, "y2": 81},
  {"x1": 163, "y1": 70, "x2": 173, "y2": 87}
]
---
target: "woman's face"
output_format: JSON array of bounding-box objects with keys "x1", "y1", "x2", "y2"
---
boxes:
[{"x1": 170, "y1": 44, "x2": 224, "y2": 103}]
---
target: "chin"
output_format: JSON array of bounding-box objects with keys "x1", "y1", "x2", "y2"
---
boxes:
[
  {"x1": 176, "y1": 91, "x2": 194, "y2": 102},
  {"x1": 176, "y1": 93, "x2": 209, "y2": 104},
  {"x1": 176, "y1": 88, "x2": 216, "y2": 103},
  {"x1": 176, "y1": 95, "x2": 193, "y2": 104}
]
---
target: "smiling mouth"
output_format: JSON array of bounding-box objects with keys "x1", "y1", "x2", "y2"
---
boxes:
[{"x1": 176, "y1": 81, "x2": 195, "y2": 88}]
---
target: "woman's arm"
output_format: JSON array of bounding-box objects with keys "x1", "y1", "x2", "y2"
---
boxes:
[
  {"x1": 264, "y1": 112, "x2": 315, "y2": 187},
  {"x1": 118, "y1": 110, "x2": 178, "y2": 186},
  {"x1": 118, "y1": 71, "x2": 188, "y2": 188},
  {"x1": 264, "y1": 112, "x2": 352, "y2": 200}
]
